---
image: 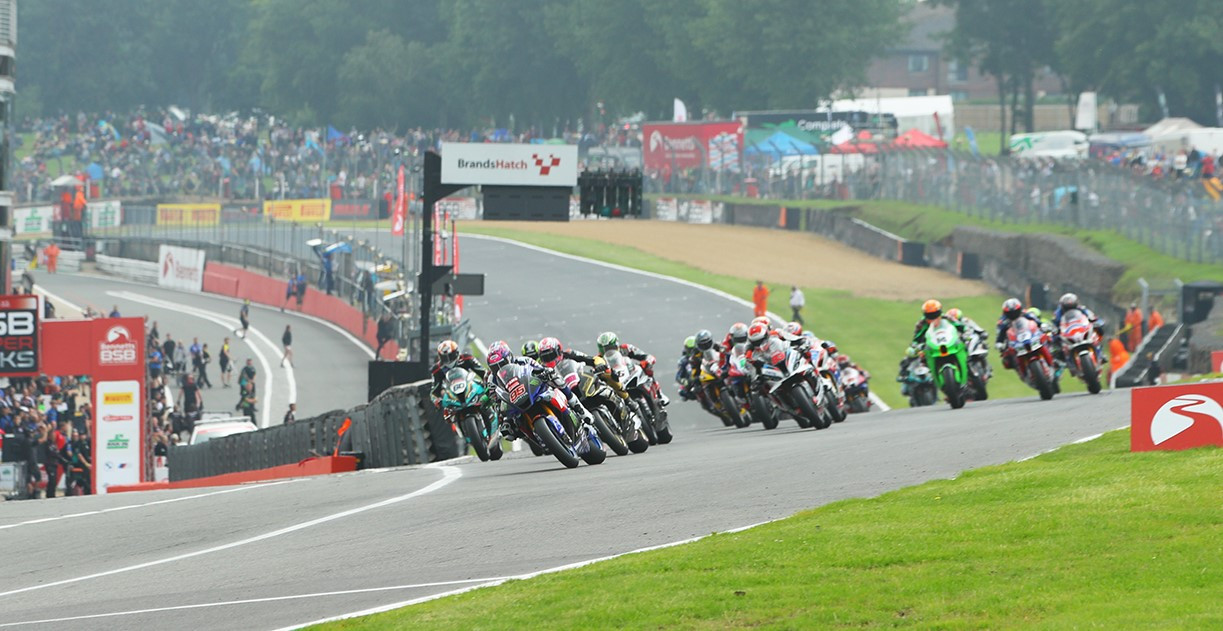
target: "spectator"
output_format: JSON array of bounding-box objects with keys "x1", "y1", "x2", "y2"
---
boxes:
[
  {"x1": 236, "y1": 381, "x2": 257, "y2": 424},
  {"x1": 282, "y1": 274, "x2": 297, "y2": 312},
  {"x1": 789, "y1": 285, "x2": 805, "y2": 325},
  {"x1": 162, "y1": 334, "x2": 177, "y2": 374},
  {"x1": 239, "y1": 358, "x2": 257, "y2": 390},
  {"x1": 179, "y1": 374, "x2": 203, "y2": 417},
  {"x1": 219, "y1": 337, "x2": 233, "y2": 388},
  {"x1": 235, "y1": 300, "x2": 250, "y2": 339},
  {"x1": 109, "y1": 305, "x2": 121, "y2": 318},
  {"x1": 197, "y1": 343, "x2": 213, "y2": 388},
  {"x1": 375, "y1": 313, "x2": 393, "y2": 360},
  {"x1": 280, "y1": 325, "x2": 293, "y2": 368},
  {"x1": 68, "y1": 428, "x2": 91, "y2": 495},
  {"x1": 283, "y1": 402, "x2": 296, "y2": 425},
  {"x1": 295, "y1": 272, "x2": 307, "y2": 308}
]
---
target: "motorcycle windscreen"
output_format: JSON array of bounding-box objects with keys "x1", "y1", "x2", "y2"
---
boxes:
[{"x1": 496, "y1": 365, "x2": 534, "y2": 410}]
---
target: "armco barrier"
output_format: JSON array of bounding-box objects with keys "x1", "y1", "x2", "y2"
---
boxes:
[
  {"x1": 168, "y1": 380, "x2": 458, "y2": 481},
  {"x1": 203, "y1": 261, "x2": 399, "y2": 359},
  {"x1": 96, "y1": 254, "x2": 159, "y2": 284}
]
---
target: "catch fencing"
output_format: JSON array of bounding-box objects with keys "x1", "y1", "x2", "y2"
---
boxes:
[
  {"x1": 648, "y1": 148, "x2": 1223, "y2": 264},
  {"x1": 168, "y1": 380, "x2": 460, "y2": 481}
]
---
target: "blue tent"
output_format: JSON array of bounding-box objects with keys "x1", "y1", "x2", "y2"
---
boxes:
[
  {"x1": 85, "y1": 162, "x2": 104, "y2": 181},
  {"x1": 745, "y1": 131, "x2": 818, "y2": 159}
]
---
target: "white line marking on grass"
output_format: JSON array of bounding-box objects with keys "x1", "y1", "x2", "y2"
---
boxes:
[{"x1": 0, "y1": 465, "x2": 461, "y2": 599}]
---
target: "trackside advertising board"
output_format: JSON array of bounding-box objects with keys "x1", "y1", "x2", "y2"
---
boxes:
[
  {"x1": 0, "y1": 295, "x2": 40, "y2": 376},
  {"x1": 441, "y1": 142, "x2": 578, "y2": 187},
  {"x1": 95, "y1": 380, "x2": 142, "y2": 492},
  {"x1": 1130, "y1": 382, "x2": 1223, "y2": 452},
  {"x1": 158, "y1": 245, "x2": 205, "y2": 292}
]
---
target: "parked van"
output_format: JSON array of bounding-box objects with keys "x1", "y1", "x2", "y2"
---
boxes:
[{"x1": 1008, "y1": 131, "x2": 1088, "y2": 159}]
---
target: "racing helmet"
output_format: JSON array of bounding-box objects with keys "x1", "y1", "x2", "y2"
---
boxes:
[
  {"x1": 835, "y1": 353, "x2": 850, "y2": 366},
  {"x1": 683, "y1": 335, "x2": 696, "y2": 350},
  {"x1": 521, "y1": 340, "x2": 540, "y2": 360},
  {"x1": 922, "y1": 299, "x2": 942, "y2": 321},
  {"x1": 1059, "y1": 293, "x2": 1079, "y2": 311},
  {"x1": 1002, "y1": 298, "x2": 1023, "y2": 320},
  {"x1": 538, "y1": 337, "x2": 563, "y2": 367},
  {"x1": 487, "y1": 344, "x2": 513, "y2": 372},
  {"x1": 747, "y1": 321, "x2": 769, "y2": 346},
  {"x1": 728, "y1": 322, "x2": 749, "y2": 345},
  {"x1": 1026, "y1": 307, "x2": 1042, "y2": 320},
  {"x1": 695, "y1": 329, "x2": 714, "y2": 351},
  {"x1": 905, "y1": 346, "x2": 918, "y2": 359},
  {"x1": 436, "y1": 340, "x2": 460, "y2": 369},
  {"x1": 596, "y1": 331, "x2": 619, "y2": 354},
  {"x1": 751, "y1": 316, "x2": 770, "y2": 328},
  {"x1": 784, "y1": 321, "x2": 803, "y2": 336},
  {"x1": 945, "y1": 308, "x2": 963, "y2": 321}
]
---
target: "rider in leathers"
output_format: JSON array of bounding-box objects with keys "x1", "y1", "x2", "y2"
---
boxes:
[
  {"x1": 429, "y1": 339, "x2": 485, "y2": 407},
  {"x1": 597, "y1": 331, "x2": 670, "y2": 406},
  {"x1": 486, "y1": 343, "x2": 593, "y2": 441},
  {"x1": 539, "y1": 337, "x2": 637, "y2": 423}
]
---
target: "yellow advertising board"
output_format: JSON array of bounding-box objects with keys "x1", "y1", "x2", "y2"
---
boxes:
[
  {"x1": 263, "y1": 198, "x2": 332, "y2": 222},
  {"x1": 156, "y1": 203, "x2": 221, "y2": 226}
]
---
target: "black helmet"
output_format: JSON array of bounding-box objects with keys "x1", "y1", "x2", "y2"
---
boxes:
[
  {"x1": 1002, "y1": 298, "x2": 1023, "y2": 320},
  {"x1": 695, "y1": 329, "x2": 714, "y2": 351},
  {"x1": 521, "y1": 340, "x2": 540, "y2": 360}
]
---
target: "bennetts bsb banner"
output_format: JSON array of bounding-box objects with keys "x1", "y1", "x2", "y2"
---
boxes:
[
  {"x1": 441, "y1": 142, "x2": 578, "y2": 187},
  {"x1": 642, "y1": 121, "x2": 743, "y2": 174}
]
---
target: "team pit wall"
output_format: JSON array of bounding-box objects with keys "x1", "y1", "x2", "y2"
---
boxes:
[{"x1": 653, "y1": 200, "x2": 1125, "y2": 316}]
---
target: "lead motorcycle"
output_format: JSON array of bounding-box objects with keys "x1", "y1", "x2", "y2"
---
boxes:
[
  {"x1": 1003, "y1": 318, "x2": 1057, "y2": 400},
  {"x1": 555, "y1": 357, "x2": 648, "y2": 455},
  {"x1": 440, "y1": 367, "x2": 503, "y2": 462},
  {"x1": 493, "y1": 363, "x2": 606, "y2": 468},
  {"x1": 1058, "y1": 309, "x2": 1103, "y2": 394},
  {"x1": 605, "y1": 349, "x2": 673, "y2": 444}
]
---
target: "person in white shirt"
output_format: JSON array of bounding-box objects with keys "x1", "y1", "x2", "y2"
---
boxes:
[{"x1": 789, "y1": 286, "x2": 805, "y2": 325}]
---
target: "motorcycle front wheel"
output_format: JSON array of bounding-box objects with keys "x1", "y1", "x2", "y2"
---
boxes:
[
  {"x1": 534, "y1": 417, "x2": 580, "y2": 468},
  {"x1": 593, "y1": 408, "x2": 628, "y2": 456},
  {"x1": 793, "y1": 386, "x2": 829, "y2": 429},
  {"x1": 940, "y1": 365, "x2": 965, "y2": 409},
  {"x1": 1080, "y1": 354, "x2": 1102, "y2": 394},
  {"x1": 461, "y1": 416, "x2": 490, "y2": 462},
  {"x1": 1030, "y1": 361, "x2": 1055, "y2": 401}
]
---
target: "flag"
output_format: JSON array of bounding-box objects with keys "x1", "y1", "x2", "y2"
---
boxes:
[
  {"x1": 391, "y1": 164, "x2": 406, "y2": 236},
  {"x1": 673, "y1": 98, "x2": 688, "y2": 122},
  {"x1": 965, "y1": 126, "x2": 980, "y2": 157},
  {"x1": 829, "y1": 124, "x2": 853, "y2": 146}
]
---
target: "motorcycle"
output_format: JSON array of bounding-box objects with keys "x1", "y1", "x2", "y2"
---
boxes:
[
  {"x1": 729, "y1": 343, "x2": 778, "y2": 429},
  {"x1": 809, "y1": 344, "x2": 848, "y2": 423},
  {"x1": 923, "y1": 318, "x2": 971, "y2": 409},
  {"x1": 755, "y1": 345, "x2": 830, "y2": 429},
  {"x1": 1058, "y1": 309, "x2": 1103, "y2": 394},
  {"x1": 902, "y1": 361, "x2": 938, "y2": 407},
  {"x1": 441, "y1": 367, "x2": 503, "y2": 462},
  {"x1": 605, "y1": 349, "x2": 673, "y2": 444},
  {"x1": 492, "y1": 363, "x2": 606, "y2": 468},
  {"x1": 555, "y1": 357, "x2": 648, "y2": 455},
  {"x1": 964, "y1": 331, "x2": 992, "y2": 400},
  {"x1": 1003, "y1": 318, "x2": 1057, "y2": 400},
  {"x1": 839, "y1": 366, "x2": 872, "y2": 413},
  {"x1": 700, "y1": 348, "x2": 749, "y2": 428}
]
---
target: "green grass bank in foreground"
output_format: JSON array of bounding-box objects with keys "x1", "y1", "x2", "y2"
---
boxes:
[
  {"x1": 316, "y1": 430, "x2": 1223, "y2": 630},
  {"x1": 460, "y1": 224, "x2": 1089, "y2": 408},
  {"x1": 645, "y1": 195, "x2": 1223, "y2": 302}
]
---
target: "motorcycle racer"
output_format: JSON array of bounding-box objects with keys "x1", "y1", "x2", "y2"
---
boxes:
[
  {"x1": 521, "y1": 340, "x2": 541, "y2": 361},
  {"x1": 896, "y1": 346, "x2": 922, "y2": 395},
  {"x1": 912, "y1": 299, "x2": 967, "y2": 347},
  {"x1": 994, "y1": 298, "x2": 1044, "y2": 369},
  {"x1": 1049, "y1": 292, "x2": 1106, "y2": 362},
  {"x1": 597, "y1": 331, "x2": 670, "y2": 406},
  {"x1": 430, "y1": 339, "x2": 485, "y2": 406},
  {"x1": 945, "y1": 308, "x2": 988, "y2": 343},
  {"x1": 676, "y1": 336, "x2": 698, "y2": 400},
  {"x1": 485, "y1": 343, "x2": 594, "y2": 439}
]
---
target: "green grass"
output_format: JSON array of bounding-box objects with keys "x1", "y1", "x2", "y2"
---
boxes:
[
  {"x1": 460, "y1": 224, "x2": 1091, "y2": 408},
  {"x1": 315, "y1": 430, "x2": 1223, "y2": 629}
]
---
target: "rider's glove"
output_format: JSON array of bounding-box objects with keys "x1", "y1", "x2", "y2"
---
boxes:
[{"x1": 994, "y1": 342, "x2": 1005, "y2": 351}]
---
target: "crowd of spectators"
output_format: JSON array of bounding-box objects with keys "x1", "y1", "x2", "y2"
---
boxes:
[
  {"x1": 13, "y1": 108, "x2": 637, "y2": 204},
  {"x1": 0, "y1": 375, "x2": 95, "y2": 499}
]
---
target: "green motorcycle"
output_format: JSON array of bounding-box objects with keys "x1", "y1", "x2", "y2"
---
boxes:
[
  {"x1": 441, "y1": 367, "x2": 503, "y2": 461},
  {"x1": 923, "y1": 319, "x2": 969, "y2": 409}
]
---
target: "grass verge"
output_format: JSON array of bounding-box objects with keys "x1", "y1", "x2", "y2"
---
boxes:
[
  {"x1": 459, "y1": 223, "x2": 1092, "y2": 408},
  {"x1": 315, "y1": 430, "x2": 1223, "y2": 629}
]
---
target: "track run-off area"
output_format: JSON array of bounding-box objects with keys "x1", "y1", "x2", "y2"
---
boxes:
[{"x1": 0, "y1": 235, "x2": 1129, "y2": 630}]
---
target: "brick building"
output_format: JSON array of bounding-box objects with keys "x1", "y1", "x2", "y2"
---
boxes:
[{"x1": 864, "y1": 3, "x2": 1062, "y2": 102}]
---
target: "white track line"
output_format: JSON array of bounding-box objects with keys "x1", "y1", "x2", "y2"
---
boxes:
[
  {"x1": 0, "y1": 480, "x2": 301, "y2": 531},
  {"x1": 0, "y1": 577, "x2": 510, "y2": 628},
  {"x1": 108, "y1": 290, "x2": 281, "y2": 428},
  {"x1": 0, "y1": 464, "x2": 461, "y2": 600},
  {"x1": 32, "y1": 283, "x2": 84, "y2": 314},
  {"x1": 71, "y1": 269, "x2": 376, "y2": 359},
  {"x1": 464, "y1": 234, "x2": 892, "y2": 412}
]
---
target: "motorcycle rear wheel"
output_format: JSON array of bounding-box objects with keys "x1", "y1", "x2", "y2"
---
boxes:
[
  {"x1": 461, "y1": 416, "x2": 490, "y2": 462},
  {"x1": 970, "y1": 363, "x2": 989, "y2": 400},
  {"x1": 849, "y1": 395, "x2": 870, "y2": 414},
  {"x1": 719, "y1": 389, "x2": 748, "y2": 428},
  {"x1": 534, "y1": 418, "x2": 580, "y2": 468},
  {"x1": 636, "y1": 395, "x2": 659, "y2": 444},
  {"x1": 1030, "y1": 361, "x2": 1055, "y2": 400},
  {"x1": 642, "y1": 394, "x2": 673, "y2": 444},
  {"x1": 751, "y1": 393, "x2": 778, "y2": 429},
  {"x1": 794, "y1": 387, "x2": 829, "y2": 429}
]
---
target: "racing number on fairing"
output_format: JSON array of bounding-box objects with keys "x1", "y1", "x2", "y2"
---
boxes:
[{"x1": 507, "y1": 378, "x2": 527, "y2": 401}]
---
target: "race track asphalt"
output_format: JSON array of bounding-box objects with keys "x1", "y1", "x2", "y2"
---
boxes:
[{"x1": 0, "y1": 233, "x2": 1131, "y2": 630}]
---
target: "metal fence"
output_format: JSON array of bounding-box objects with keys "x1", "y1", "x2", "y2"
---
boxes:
[{"x1": 648, "y1": 148, "x2": 1223, "y2": 264}]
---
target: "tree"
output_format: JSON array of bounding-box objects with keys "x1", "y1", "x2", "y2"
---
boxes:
[
  {"x1": 1050, "y1": 0, "x2": 1223, "y2": 125},
  {"x1": 337, "y1": 31, "x2": 441, "y2": 129},
  {"x1": 936, "y1": 0, "x2": 1057, "y2": 146}
]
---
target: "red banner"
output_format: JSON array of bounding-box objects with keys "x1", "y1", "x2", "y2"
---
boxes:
[
  {"x1": 0, "y1": 295, "x2": 41, "y2": 377},
  {"x1": 1130, "y1": 382, "x2": 1223, "y2": 452},
  {"x1": 642, "y1": 121, "x2": 743, "y2": 175},
  {"x1": 392, "y1": 165, "x2": 406, "y2": 236}
]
